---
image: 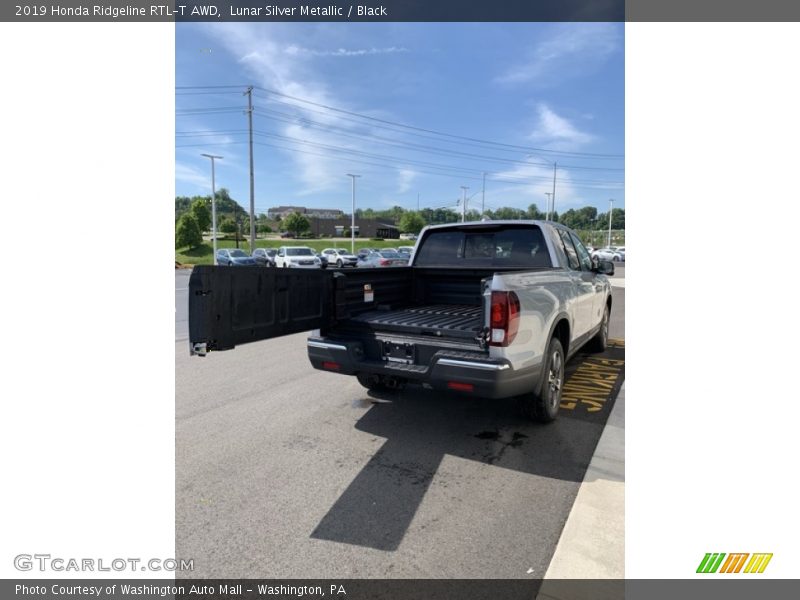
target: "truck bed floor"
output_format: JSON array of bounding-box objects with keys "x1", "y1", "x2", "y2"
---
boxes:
[{"x1": 349, "y1": 304, "x2": 483, "y2": 339}]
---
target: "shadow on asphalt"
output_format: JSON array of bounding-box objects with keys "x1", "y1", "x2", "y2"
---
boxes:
[{"x1": 310, "y1": 342, "x2": 625, "y2": 551}]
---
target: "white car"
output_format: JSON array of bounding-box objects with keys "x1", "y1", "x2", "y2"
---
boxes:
[
  {"x1": 321, "y1": 248, "x2": 359, "y2": 268},
  {"x1": 274, "y1": 246, "x2": 323, "y2": 268},
  {"x1": 592, "y1": 247, "x2": 624, "y2": 262}
]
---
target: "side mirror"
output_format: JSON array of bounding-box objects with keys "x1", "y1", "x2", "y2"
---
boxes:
[{"x1": 595, "y1": 259, "x2": 615, "y2": 276}]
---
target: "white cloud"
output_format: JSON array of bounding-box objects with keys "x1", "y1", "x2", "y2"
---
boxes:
[
  {"x1": 480, "y1": 104, "x2": 598, "y2": 209},
  {"x1": 496, "y1": 23, "x2": 620, "y2": 86},
  {"x1": 284, "y1": 45, "x2": 408, "y2": 57},
  {"x1": 529, "y1": 104, "x2": 594, "y2": 151},
  {"x1": 397, "y1": 169, "x2": 416, "y2": 193},
  {"x1": 205, "y1": 23, "x2": 398, "y2": 196},
  {"x1": 175, "y1": 161, "x2": 210, "y2": 190}
]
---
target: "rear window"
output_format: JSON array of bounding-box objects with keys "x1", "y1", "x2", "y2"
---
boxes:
[{"x1": 414, "y1": 226, "x2": 552, "y2": 268}]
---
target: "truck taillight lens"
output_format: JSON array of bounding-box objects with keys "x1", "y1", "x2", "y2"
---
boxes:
[
  {"x1": 490, "y1": 291, "x2": 520, "y2": 347},
  {"x1": 380, "y1": 259, "x2": 390, "y2": 266}
]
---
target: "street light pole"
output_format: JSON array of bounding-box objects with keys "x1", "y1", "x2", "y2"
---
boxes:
[
  {"x1": 200, "y1": 153, "x2": 223, "y2": 261},
  {"x1": 607, "y1": 199, "x2": 614, "y2": 247},
  {"x1": 544, "y1": 192, "x2": 552, "y2": 221},
  {"x1": 346, "y1": 174, "x2": 361, "y2": 254},
  {"x1": 244, "y1": 86, "x2": 256, "y2": 252},
  {"x1": 460, "y1": 186, "x2": 469, "y2": 222}
]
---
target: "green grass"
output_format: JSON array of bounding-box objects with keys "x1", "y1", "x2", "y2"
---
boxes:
[{"x1": 176, "y1": 238, "x2": 409, "y2": 266}]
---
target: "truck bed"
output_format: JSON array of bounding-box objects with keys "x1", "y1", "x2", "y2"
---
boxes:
[{"x1": 348, "y1": 303, "x2": 483, "y2": 340}]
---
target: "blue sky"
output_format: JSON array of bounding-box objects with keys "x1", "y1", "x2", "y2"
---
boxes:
[{"x1": 175, "y1": 23, "x2": 624, "y2": 216}]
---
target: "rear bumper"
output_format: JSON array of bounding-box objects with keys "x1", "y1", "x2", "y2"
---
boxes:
[{"x1": 307, "y1": 336, "x2": 540, "y2": 400}]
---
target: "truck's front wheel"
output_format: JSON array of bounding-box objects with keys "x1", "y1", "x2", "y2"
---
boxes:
[{"x1": 520, "y1": 336, "x2": 564, "y2": 423}]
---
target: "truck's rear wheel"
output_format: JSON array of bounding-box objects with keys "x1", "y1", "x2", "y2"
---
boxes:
[{"x1": 520, "y1": 336, "x2": 564, "y2": 423}]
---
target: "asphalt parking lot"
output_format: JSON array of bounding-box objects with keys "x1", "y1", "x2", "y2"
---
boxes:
[{"x1": 174, "y1": 265, "x2": 624, "y2": 578}]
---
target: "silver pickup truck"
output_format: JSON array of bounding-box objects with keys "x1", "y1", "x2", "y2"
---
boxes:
[{"x1": 189, "y1": 221, "x2": 614, "y2": 422}]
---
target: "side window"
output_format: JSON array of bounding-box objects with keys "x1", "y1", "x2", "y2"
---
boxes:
[
  {"x1": 569, "y1": 232, "x2": 593, "y2": 271},
  {"x1": 557, "y1": 230, "x2": 580, "y2": 270}
]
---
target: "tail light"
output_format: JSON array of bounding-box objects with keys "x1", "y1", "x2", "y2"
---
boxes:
[
  {"x1": 489, "y1": 291, "x2": 520, "y2": 346},
  {"x1": 379, "y1": 259, "x2": 390, "y2": 266},
  {"x1": 448, "y1": 381, "x2": 474, "y2": 392}
]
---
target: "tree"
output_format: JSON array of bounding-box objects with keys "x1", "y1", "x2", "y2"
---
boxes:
[
  {"x1": 399, "y1": 211, "x2": 425, "y2": 234},
  {"x1": 526, "y1": 203, "x2": 545, "y2": 220},
  {"x1": 283, "y1": 211, "x2": 310, "y2": 236},
  {"x1": 190, "y1": 198, "x2": 211, "y2": 233},
  {"x1": 492, "y1": 206, "x2": 526, "y2": 220},
  {"x1": 559, "y1": 209, "x2": 579, "y2": 229},
  {"x1": 175, "y1": 213, "x2": 202, "y2": 249},
  {"x1": 258, "y1": 223, "x2": 272, "y2": 235},
  {"x1": 597, "y1": 208, "x2": 625, "y2": 230},
  {"x1": 577, "y1": 206, "x2": 598, "y2": 224},
  {"x1": 219, "y1": 216, "x2": 237, "y2": 234}
]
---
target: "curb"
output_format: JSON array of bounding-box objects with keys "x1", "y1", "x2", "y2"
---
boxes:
[{"x1": 539, "y1": 383, "x2": 625, "y2": 586}]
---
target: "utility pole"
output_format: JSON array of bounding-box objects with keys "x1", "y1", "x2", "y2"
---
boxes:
[
  {"x1": 460, "y1": 186, "x2": 469, "y2": 222},
  {"x1": 346, "y1": 174, "x2": 361, "y2": 253},
  {"x1": 544, "y1": 192, "x2": 552, "y2": 221},
  {"x1": 608, "y1": 199, "x2": 614, "y2": 247},
  {"x1": 244, "y1": 86, "x2": 255, "y2": 251},
  {"x1": 481, "y1": 172, "x2": 486, "y2": 215},
  {"x1": 200, "y1": 153, "x2": 223, "y2": 260}
]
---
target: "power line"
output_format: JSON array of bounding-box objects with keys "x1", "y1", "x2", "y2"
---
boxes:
[
  {"x1": 252, "y1": 108, "x2": 622, "y2": 173},
  {"x1": 175, "y1": 87, "x2": 623, "y2": 161},
  {"x1": 176, "y1": 85, "x2": 248, "y2": 90},
  {"x1": 176, "y1": 126, "x2": 623, "y2": 184},
  {"x1": 250, "y1": 86, "x2": 624, "y2": 159},
  {"x1": 176, "y1": 138, "x2": 622, "y2": 191}
]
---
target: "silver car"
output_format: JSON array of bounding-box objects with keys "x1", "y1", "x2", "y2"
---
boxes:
[
  {"x1": 592, "y1": 247, "x2": 623, "y2": 262},
  {"x1": 251, "y1": 248, "x2": 277, "y2": 267},
  {"x1": 216, "y1": 248, "x2": 258, "y2": 266}
]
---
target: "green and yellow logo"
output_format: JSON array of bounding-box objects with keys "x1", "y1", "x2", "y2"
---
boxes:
[{"x1": 697, "y1": 553, "x2": 772, "y2": 574}]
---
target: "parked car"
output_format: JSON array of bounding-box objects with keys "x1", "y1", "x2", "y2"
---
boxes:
[
  {"x1": 321, "y1": 248, "x2": 359, "y2": 268},
  {"x1": 274, "y1": 246, "x2": 323, "y2": 268},
  {"x1": 614, "y1": 246, "x2": 625, "y2": 261},
  {"x1": 252, "y1": 248, "x2": 277, "y2": 267},
  {"x1": 356, "y1": 248, "x2": 378, "y2": 261},
  {"x1": 397, "y1": 246, "x2": 415, "y2": 256},
  {"x1": 592, "y1": 247, "x2": 623, "y2": 262},
  {"x1": 357, "y1": 250, "x2": 410, "y2": 268},
  {"x1": 216, "y1": 248, "x2": 258, "y2": 266},
  {"x1": 279, "y1": 232, "x2": 296, "y2": 239},
  {"x1": 310, "y1": 249, "x2": 327, "y2": 268}
]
